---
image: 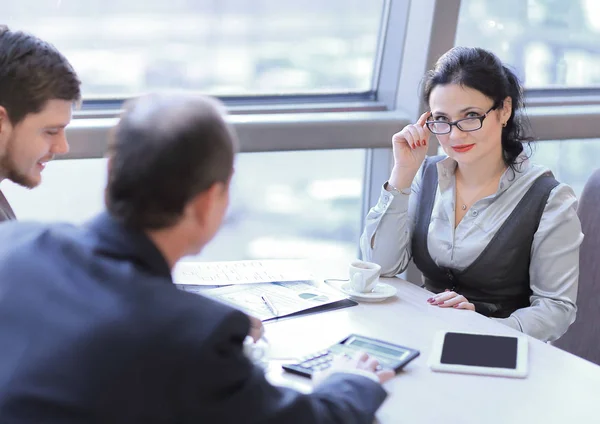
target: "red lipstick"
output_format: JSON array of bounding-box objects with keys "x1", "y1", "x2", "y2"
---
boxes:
[{"x1": 451, "y1": 144, "x2": 475, "y2": 153}]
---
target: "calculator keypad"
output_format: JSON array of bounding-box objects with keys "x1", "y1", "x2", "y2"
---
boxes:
[
  {"x1": 283, "y1": 350, "x2": 334, "y2": 376},
  {"x1": 300, "y1": 350, "x2": 333, "y2": 371},
  {"x1": 283, "y1": 349, "x2": 386, "y2": 377}
]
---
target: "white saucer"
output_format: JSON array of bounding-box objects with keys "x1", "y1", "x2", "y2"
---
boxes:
[{"x1": 340, "y1": 282, "x2": 397, "y2": 303}]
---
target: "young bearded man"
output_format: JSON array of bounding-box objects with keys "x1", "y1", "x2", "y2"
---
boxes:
[{"x1": 0, "y1": 26, "x2": 81, "y2": 221}]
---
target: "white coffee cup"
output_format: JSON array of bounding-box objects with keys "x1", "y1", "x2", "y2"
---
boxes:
[{"x1": 349, "y1": 260, "x2": 381, "y2": 293}]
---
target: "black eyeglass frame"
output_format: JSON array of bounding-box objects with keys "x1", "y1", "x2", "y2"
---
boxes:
[{"x1": 425, "y1": 105, "x2": 498, "y2": 135}]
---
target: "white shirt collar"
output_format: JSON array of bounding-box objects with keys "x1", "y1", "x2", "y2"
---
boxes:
[{"x1": 435, "y1": 152, "x2": 531, "y2": 195}]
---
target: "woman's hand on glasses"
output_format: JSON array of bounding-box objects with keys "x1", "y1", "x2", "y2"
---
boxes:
[{"x1": 391, "y1": 111, "x2": 430, "y2": 171}]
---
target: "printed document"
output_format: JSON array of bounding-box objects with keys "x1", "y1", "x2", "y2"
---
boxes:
[
  {"x1": 202, "y1": 281, "x2": 347, "y2": 321},
  {"x1": 173, "y1": 259, "x2": 315, "y2": 286}
]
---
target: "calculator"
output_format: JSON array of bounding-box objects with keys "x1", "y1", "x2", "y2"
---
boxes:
[{"x1": 282, "y1": 334, "x2": 420, "y2": 378}]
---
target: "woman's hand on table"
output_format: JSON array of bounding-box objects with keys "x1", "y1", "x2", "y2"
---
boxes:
[{"x1": 427, "y1": 290, "x2": 475, "y2": 311}]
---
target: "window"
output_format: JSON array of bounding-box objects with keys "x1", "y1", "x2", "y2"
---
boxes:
[
  {"x1": 199, "y1": 150, "x2": 365, "y2": 261},
  {"x1": 456, "y1": 0, "x2": 600, "y2": 88},
  {"x1": 531, "y1": 139, "x2": 600, "y2": 196},
  {"x1": 1, "y1": 150, "x2": 366, "y2": 262},
  {"x1": 0, "y1": 159, "x2": 107, "y2": 225},
  {"x1": 5, "y1": 0, "x2": 386, "y2": 98}
]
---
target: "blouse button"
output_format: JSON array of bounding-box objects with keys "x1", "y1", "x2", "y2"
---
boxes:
[{"x1": 471, "y1": 209, "x2": 478, "y2": 217}]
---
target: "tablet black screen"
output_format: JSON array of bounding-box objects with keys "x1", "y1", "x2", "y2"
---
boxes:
[{"x1": 440, "y1": 333, "x2": 518, "y2": 369}]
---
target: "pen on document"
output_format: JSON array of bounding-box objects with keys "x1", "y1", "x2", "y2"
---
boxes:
[{"x1": 261, "y1": 295, "x2": 279, "y2": 317}]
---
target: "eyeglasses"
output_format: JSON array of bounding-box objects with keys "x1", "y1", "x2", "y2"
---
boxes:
[{"x1": 425, "y1": 105, "x2": 497, "y2": 135}]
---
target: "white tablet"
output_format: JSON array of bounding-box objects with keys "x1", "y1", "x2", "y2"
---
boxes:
[{"x1": 428, "y1": 331, "x2": 528, "y2": 378}]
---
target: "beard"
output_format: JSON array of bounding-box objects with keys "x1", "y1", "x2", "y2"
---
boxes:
[{"x1": 0, "y1": 136, "x2": 40, "y2": 189}]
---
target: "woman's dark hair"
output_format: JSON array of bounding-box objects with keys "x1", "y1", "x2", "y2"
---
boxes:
[{"x1": 423, "y1": 46, "x2": 533, "y2": 168}]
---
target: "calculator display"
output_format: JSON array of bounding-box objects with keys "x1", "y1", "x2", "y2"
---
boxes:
[{"x1": 346, "y1": 338, "x2": 409, "y2": 359}]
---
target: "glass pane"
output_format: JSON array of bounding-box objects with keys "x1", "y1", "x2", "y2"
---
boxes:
[
  {"x1": 1, "y1": 150, "x2": 365, "y2": 262},
  {"x1": 5, "y1": 0, "x2": 385, "y2": 98},
  {"x1": 456, "y1": 0, "x2": 600, "y2": 88},
  {"x1": 531, "y1": 139, "x2": 600, "y2": 197}
]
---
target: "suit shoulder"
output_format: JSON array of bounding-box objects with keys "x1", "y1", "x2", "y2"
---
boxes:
[
  {"x1": 0, "y1": 221, "x2": 87, "y2": 267},
  {"x1": 0, "y1": 220, "x2": 81, "y2": 241}
]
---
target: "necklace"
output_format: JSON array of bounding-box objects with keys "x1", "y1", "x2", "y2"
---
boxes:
[{"x1": 456, "y1": 173, "x2": 503, "y2": 211}]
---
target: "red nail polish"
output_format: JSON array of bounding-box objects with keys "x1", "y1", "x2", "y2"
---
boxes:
[
  {"x1": 437, "y1": 301, "x2": 444, "y2": 306},
  {"x1": 453, "y1": 304, "x2": 459, "y2": 308},
  {"x1": 427, "y1": 298, "x2": 434, "y2": 303}
]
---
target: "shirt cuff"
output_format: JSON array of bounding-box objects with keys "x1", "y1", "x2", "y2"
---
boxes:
[
  {"x1": 328, "y1": 369, "x2": 381, "y2": 384},
  {"x1": 378, "y1": 183, "x2": 410, "y2": 212}
]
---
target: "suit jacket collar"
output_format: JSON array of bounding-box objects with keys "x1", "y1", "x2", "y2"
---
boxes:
[
  {"x1": 0, "y1": 189, "x2": 16, "y2": 222},
  {"x1": 87, "y1": 211, "x2": 172, "y2": 280}
]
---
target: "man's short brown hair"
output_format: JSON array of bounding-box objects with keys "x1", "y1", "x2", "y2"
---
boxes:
[
  {"x1": 0, "y1": 26, "x2": 81, "y2": 125},
  {"x1": 106, "y1": 93, "x2": 238, "y2": 230}
]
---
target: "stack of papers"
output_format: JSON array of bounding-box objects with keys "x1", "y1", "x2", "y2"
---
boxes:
[
  {"x1": 173, "y1": 259, "x2": 314, "y2": 286},
  {"x1": 173, "y1": 260, "x2": 355, "y2": 321}
]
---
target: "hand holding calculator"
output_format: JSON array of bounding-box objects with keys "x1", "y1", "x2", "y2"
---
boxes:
[{"x1": 282, "y1": 334, "x2": 420, "y2": 378}]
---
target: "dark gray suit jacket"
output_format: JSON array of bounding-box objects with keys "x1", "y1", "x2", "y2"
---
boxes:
[
  {"x1": 0, "y1": 189, "x2": 15, "y2": 222},
  {"x1": 0, "y1": 212, "x2": 387, "y2": 423}
]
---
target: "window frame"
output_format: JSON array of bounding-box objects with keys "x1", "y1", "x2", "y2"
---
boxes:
[
  {"x1": 56, "y1": 0, "x2": 600, "y2": 269},
  {"x1": 61, "y1": 0, "x2": 600, "y2": 154},
  {"x1": 64, "y1": 0, "x2": 415, "y2": 158}
]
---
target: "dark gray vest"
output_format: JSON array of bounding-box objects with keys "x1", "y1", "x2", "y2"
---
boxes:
[
  {"x1": 411, "y1": 156, "x2": 559, "y2": 318},
  {"x1": 0, "y1": 189, "x2": 15, "y2": 222}
]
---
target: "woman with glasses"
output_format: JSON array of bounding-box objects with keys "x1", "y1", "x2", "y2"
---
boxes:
[{"x1": 361, "y1": 46, "x2": 583, "y2": 342}]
